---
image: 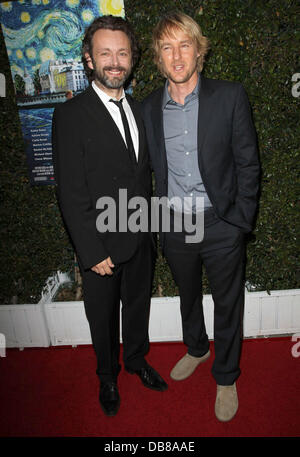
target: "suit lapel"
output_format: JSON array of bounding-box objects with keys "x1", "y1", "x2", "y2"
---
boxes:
[
  {"x1": 81, "y1": 86, "x2": 134, "y2": 169},
  {"x1": 150, "y1": 88, "x2": 168, "y2": 181},
  {"x1": 126, "y1": 95, "x2": 144, "y2": 168},
  {"x1": 197, "y1": 76, "x2": 216, "y2": 155}
]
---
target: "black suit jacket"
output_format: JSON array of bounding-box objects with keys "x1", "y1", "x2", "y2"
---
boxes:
[
  {"x1": 52, "y1": 85, "x2": 152, "y2": 271},
  {"x1": 142, "y1": 76, "x2": 260, "y2": 249}
]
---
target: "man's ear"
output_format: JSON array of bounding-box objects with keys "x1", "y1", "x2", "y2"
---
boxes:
[{"x1": 85, "y1": 53, "x2": 93, "y2": 70}]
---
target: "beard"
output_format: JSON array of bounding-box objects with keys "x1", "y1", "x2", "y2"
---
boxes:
[{"x1": 93, "y1": 62, "x2": 131, "y2": 90}]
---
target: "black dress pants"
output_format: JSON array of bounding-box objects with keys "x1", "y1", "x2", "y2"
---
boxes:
[
  {"x1": 164, "y1": 208, "x2": 246, "y2": 385},
  {"x1": 80, "y1": 233, "x2": 155, "y2": 383}
]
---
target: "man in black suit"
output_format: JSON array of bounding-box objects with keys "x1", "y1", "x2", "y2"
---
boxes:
[
  {"x1": 142, "y1": 12, "x2": 260, "y2": 422},
  {"x1": 52, "y1": 15, "x2": 167, "y2": 417}
]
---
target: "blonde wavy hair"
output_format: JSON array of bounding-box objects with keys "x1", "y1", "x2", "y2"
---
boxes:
[{"x1": 152, "y1": 11, "x2": 210, "y2": 75}]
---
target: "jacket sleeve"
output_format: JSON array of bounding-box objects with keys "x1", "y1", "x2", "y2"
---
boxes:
[
  {"x1": 231, "y1": 84, "x2": 260, "y2": 231},
  {"x1": 52, "y1": 105, "x2": 109, "y2": 270}
]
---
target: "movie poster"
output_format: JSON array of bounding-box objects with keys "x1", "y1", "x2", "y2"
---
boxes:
[{"x1": 0, "y1": 0, "x2": 125, "y2": 184}]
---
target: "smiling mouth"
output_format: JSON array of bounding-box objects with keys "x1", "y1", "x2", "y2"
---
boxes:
[
  {"x1": 104, "y1": 67, "x2": 125, "y2": 77},
  {"x1": 173, "y1": 65, "x2": 184, "y2": 72}
]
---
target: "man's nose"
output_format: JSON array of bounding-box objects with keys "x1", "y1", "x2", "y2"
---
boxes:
[
  {"x1": 110, "y1": 53, "x2": 120, "y2": 67},
  {"x1": 172, "y1": 46, "x2": 181, "y2": 60}
]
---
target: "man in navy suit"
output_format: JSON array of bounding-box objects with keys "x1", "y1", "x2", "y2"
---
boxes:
[
  {"x1": 52, "y1": 15, "x2": 167, "y2": 417},
  {"x1": 143, "y1": 12, "x2": 260, "y2": 421}
]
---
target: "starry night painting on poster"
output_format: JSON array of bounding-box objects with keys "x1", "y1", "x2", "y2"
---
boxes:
[{"x1": 0, "y1": 0, "x2": 125, "y2": 184}]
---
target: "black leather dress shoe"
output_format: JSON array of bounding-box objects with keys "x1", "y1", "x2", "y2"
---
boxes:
[
  {"x1": 126, "y1": 365, "x2": 168, "y2": 391},
  {"x1": 99, "y1": 382, "x2": 120, "y2": 416}
]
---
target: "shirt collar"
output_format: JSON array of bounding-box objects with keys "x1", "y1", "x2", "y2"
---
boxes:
[
  {"x1": 92, "y1": 80, "x2": 126, "y2": 105},
  {"x1": 162, "y1": 73, "x2": 201, "y2": 109}
]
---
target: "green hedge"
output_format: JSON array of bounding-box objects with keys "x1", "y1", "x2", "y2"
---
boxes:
[{"x1": 0, "y1": 0, "x2": 299, "y2": 304}]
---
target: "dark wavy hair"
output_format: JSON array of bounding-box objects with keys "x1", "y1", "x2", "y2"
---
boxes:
[{"x1": 82, "y1": 15, "x2": 140, "y2": 83}]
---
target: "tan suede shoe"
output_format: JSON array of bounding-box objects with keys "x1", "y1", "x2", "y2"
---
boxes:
[
  {"x1": 170, "y1": 350, "x2": 210, "y2": 381},
  {"x1": 215, "y1": 382, "x2": 238, "y2": 422}
]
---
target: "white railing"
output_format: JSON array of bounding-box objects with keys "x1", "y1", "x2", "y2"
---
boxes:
[
  {"x1": 38, "y1": 271, "x2": 71, "y2": 305},
  {"x1": 0, "y1": 288, "x2": 299, "y2": 349}
]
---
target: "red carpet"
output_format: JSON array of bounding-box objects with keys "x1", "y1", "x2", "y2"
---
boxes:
[{"x1": 0, "y1": 338, "x2": 299, "y2": 437}]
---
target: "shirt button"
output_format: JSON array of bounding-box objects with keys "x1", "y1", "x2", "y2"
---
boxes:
[
  {"x1": 188, "y1": 173, "x2": 191, "y2": 177},
  {"x1": 186, "y1": 151, "x2": 189, "y2": 155},
  {"x1": 190, "y1": 193, "x2": 193, "y2": 197},
  {"x1": 184, "y1": 130, "x2": 188, "y2": 134}
]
